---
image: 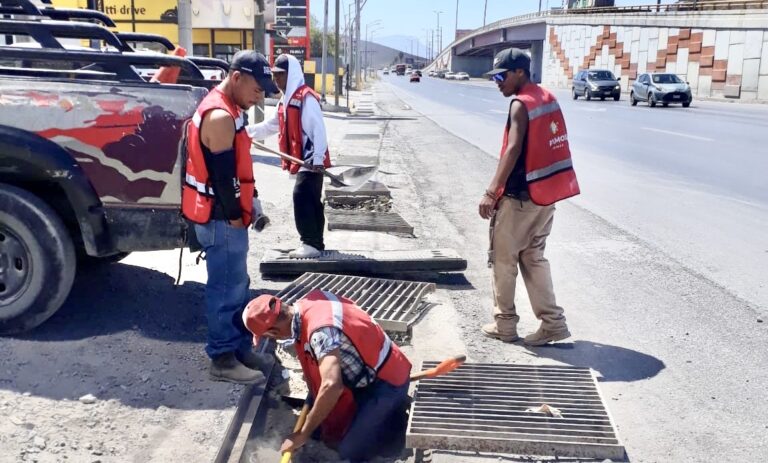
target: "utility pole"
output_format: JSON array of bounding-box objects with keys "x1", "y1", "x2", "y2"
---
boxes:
[
  {"x1": 321, "y1": 0, "x2": 329, "y2": 103},
  {"x1": 178, "y1": 0, "x2": 192, "y2": 52},
  {"x1": 483, "y1": 0, "x2": 488, "y2": 26},
  {"x1": 454, "y1": 0, "x2": 459, "y2": 42},
  {"x1": 334, "y1": 0, "x2": 340, "y2": 107},
  {"x1": 433, "y1": 10, "x2": 442, "y2": 55},
  {"x1": 253, "y1": 0, "x2": 266, "y2": 124},
  {"x1": 355, "y1": 0, "x2": 361, "y2": 90}
]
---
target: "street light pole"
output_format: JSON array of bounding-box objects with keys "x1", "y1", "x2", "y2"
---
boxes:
[
  {"x1": 355, "y1": 0, "x2": 361, "y2": 89},
  {"x1": 483, "y1": 0, "x2": 488, "y2": 26},
  {"x1": 454, "y1": 0, "x2": 459, "y2": 43},
  {"x1": 320, "y1": 0, "x2": 329, "y2": 103},
  {"x1": 334, "y1": 0, "x2": 340, "y2": 107},
  {"x1": 433, "y1": 10, "x2": 442, "y2": 55}
]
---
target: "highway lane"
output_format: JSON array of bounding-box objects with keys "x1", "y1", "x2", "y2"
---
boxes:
[{"x1": 381, "y1": 73, "x2": 768, "y2": 310}]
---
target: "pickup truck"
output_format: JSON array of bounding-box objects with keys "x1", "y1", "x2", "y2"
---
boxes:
[{"x1": 0, "y1": 1, "x2": 225, "y2": 334}]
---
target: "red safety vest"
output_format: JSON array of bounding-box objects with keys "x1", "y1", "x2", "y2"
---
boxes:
[
  {"x1": 499, "y1": 83, "x2": 580, "y2": 206},
  {"x1": 182, "y1": 87, "x2": 255, "y2": 224},
  {"x1": 278, "y1": 85, "x2": 332, "y2": 174},
  {"x1": 294, "y1": 290, "x2": 412, "y2": 444}
]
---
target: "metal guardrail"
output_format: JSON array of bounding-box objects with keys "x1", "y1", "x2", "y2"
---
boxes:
[{"x1": 429, "y1": 0, "x2": 768, "y2": 65}]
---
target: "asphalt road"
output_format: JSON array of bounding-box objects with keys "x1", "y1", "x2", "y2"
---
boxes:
[{"x1": 382, "y1": 73, "x2": 768, "y2": 312}]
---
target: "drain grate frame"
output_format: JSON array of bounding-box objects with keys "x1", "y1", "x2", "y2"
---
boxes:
[
  {"x1": 325, "y1": 180, "x2": 390, "y2": 198},
  {"x1": 275, "y1": 272, "x2": 436, "y2": 332},
  {"x1": 327, "y1": 210, "x2": 413, "y2": 235},
  {"x1": 260, "y1": 248, "x2": 467, "y2": 276},
  {"x1": 407, "y1": 363, "x2": 625, "y2": 460}
]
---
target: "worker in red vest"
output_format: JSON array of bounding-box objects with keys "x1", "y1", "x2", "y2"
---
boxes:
[
  {"x1": 182, "y1": 50, "x2": 279, "y2": 383},
  {"x1": 246, "y1": 54, "x2": 331, "y2": 259},
  {"x1": 479, "y1": 48, "x2": 580, "y2": 346},
  {"x1": 242, "y1": 290, "x2": 412, "y2": 461}
]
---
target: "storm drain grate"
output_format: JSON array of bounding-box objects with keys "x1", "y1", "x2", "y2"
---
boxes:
[
  {"x1": 327, "y1": 210, "x2": 413, "y2": 234},
  {"x1": 344, "y1": 133, "x2": 380, "y2": 140},
  {"x1": 407, "y1": 363, "x2": 625, "y2": 460},
  {"x1": 275, "y1": 272, "x2": 436, "y2": 332},
  {"x1": 260, "y1": 248, "x2": 466, "y2": 276}
]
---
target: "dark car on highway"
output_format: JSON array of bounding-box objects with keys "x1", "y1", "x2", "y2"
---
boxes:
[
  {"x1": 630, "y1": 73, "x2": 692, "y2": 107},
  {"x1": 572, "y1": 69, "x2": 621, "y2": 101}
]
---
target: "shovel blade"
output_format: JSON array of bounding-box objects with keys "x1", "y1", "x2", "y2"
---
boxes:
[{"x1": 325, "y1": 165, "x2": 378, "y2": 191}]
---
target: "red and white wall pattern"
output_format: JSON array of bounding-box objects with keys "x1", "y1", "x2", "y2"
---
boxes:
[{"x1": 544, "y1": 24, "x2": 768, "y2": 101}]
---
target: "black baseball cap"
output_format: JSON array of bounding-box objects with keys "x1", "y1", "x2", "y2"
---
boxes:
[
  {"x1": 271, "y1": 54, "x2": 290, "y2": 73},
  {"x1": 486, "y1": 48, "x2": 531, "y2": 75},
  {"x1": 230, "y1": 50, "x2": 279, "y2": 95}
]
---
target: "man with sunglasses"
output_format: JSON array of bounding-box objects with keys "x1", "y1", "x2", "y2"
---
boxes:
[{"x1": 479, "y1": 48, "x2": 580, "y2": 347}]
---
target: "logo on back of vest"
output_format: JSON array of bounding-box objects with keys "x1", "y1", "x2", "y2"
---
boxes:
[{"x1": 550, "y1": 121, "x2": 559, "y2": 135}]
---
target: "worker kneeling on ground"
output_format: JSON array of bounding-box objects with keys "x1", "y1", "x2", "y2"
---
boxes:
[{"x1": 243, "y1": 290, "x2": 412, "y2": 461}]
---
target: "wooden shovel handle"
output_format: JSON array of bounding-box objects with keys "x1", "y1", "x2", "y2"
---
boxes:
[
  {"x1": 279, "y1": 403, "x2": 310, "y2": 463},
  {"x1": 252, "y1": 140, "x2": 307, "y2": 167}
]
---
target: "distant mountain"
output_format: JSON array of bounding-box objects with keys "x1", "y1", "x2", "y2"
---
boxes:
[
  {"x1": 358, "y1": 40, "x2": 428, "y2": 69},
  {"x1": 373, "y1": 35, "x2": 430, "y2": 59}
]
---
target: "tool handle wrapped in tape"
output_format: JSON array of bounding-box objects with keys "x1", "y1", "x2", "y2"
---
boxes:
[{"x1": 251, "y1": 197, "x2": 270, "y2": 232}]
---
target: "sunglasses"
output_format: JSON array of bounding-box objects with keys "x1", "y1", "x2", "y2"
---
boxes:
[{"x1": 493, "y1": 71, "x2": 508, "y2": 83}]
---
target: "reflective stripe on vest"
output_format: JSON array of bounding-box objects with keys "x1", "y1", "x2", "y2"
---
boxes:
[
  {"x1": 527, "y1": 101, "x2": 561, "y2": 121},
  {"x1": 319, "y1": 290, "x2": 393, "y2": 371},
  {"x1": 526, "y1": 158, "x2": 574, "y2": 183},
  {"x1": 185, "y1": 173, "x2": 215, "y2": 196}
]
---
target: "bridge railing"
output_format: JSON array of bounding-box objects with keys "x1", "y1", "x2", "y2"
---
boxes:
[{"x1": 429, "y1": 1, "x2": 768, "y2": 67}]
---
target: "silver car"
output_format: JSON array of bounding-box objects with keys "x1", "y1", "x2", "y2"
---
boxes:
[{"x1": 631, "y1": 73, "x2": 692, "y2": 108}]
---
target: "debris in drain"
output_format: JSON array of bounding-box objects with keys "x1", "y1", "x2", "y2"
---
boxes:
[
  {"x1": 327, "y1": 196, "x2": 392, "y2": 212},
  {"x1": 525, "y1": 404, "x2": 563, "y2": 418}
]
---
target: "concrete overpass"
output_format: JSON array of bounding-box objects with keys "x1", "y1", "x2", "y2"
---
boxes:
[{"x1": 425, "y1": 2, "x2": 768, "y2": 101}]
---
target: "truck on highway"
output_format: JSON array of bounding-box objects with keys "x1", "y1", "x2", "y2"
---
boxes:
[
  {"x1": 395, "y1": 63, "x2": 407, "y2": 76},
  {"x1": 0, "y1": 1, "x2": 226, "y2": 334}
]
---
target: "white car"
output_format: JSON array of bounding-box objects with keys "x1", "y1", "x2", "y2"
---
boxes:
[
  {"x1": 455, "y1": 72, "x2": 470, "y2": 81},
  {"x1": 444, "y1": 72, "x2": 456, "y2": 80}
]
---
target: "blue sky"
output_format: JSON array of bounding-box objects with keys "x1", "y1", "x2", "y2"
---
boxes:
[{"x1": 308, "y1": 0, "x2": 666, "y2": 53}]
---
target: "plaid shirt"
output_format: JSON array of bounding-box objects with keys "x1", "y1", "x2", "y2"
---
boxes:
[{"x1": 292, "y1": 311, "x2": 376, "y2": 389}]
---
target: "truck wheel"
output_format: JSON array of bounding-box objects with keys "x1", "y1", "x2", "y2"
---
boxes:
[{"x1": 0, "y1": 183, "x2": 76, "y2": 334}]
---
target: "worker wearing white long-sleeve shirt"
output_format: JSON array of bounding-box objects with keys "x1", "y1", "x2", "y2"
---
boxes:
[{"x1": 247, "y1": 54, "x2": 331, "y2": 258}]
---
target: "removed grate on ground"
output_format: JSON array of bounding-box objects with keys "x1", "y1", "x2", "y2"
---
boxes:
[
  {"x1": 260, "y1": 248, "x2": 467, "y2": 277},
  {"x1": 325, "y1": 180, "x2": 389, "y2": 198},
  {"x1": 344, "y1": 133, "x2": 380, "y2": 140},
  {"x1": 407, "y1": 363, "x2": 626, "y2": 461},
  {"x1": 327, "y1": 210, "x2": 413, "y2": 235},
  {"x1": 275, "y1": 272, "x2": 436, "y2": 332}
]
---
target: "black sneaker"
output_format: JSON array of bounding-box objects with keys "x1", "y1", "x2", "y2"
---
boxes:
[{"x1": 209, "y1": 352, "x2": 265, "y2": 384}]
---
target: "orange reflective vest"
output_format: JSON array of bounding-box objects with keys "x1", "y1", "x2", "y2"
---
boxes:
[
  {"x1": 182, "y1": 87, "x2": 255, "y2": 224},
  {"x1": 278, "y1": 85, "x2": 332, "y2": 174},
  {"x1": 294, "y1": 290, "x2": 412, "y2": 444},
  {"x1": 499, "y1": 83, "x2": 580, "y2": 206}
]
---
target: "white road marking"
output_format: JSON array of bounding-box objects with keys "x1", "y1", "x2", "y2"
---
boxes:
[
  {"x1": 482, "y1": 98, "x2": 497, "y2": 103},
  {"x1": 641, "y1": 127, "x2": 714, "y2": 142},
  {"x1": 490, "y1": 109, "x2": 507, "y2": 114},
  {"x1": 457, "y1": 93, "x2": 466, "y2": 97}
]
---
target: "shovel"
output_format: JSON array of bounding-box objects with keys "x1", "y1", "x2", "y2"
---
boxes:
[{"x1": 251, "y1": 141, "x2": 378, "y2": 190}]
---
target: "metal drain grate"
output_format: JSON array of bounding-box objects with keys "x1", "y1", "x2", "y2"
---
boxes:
[
  {"x1": 260, "y1": 248, "x2": 467, "y2": 276},
  {"x1": 275, "y1": 272, "x2": 436, "y2": 332},
  {"x1": 327, "y1": 210, "x2": 413, "y2": 234},
  {"x1": 344, "y1": 133, "x2": 380, "y2": 140},
  {"x1": 407, "y1": 363, "x2": 625, "y2": 460}
]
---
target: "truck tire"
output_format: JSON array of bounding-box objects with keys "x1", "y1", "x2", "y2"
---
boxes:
[{"x1": 0, "y1": 183, "x2": 76, "y2": 334}]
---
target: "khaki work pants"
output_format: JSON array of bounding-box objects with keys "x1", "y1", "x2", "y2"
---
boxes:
[{"x1": 489, "y1": 197, "x2": 566, "y2": 334}]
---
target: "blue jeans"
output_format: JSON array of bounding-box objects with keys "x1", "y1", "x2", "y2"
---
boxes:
[
  {"x1": 194, "y1": 220, "x2": 252, "y2": 358},
  {"x1": 337, "y1": 381, "x2": 410, "y2": 462}
]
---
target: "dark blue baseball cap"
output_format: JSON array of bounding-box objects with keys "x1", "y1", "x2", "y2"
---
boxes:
[
  {"x1": 486, "y1": 48, "x2": 531, "y2": 76},
  {"x1": 230, "y1": 50, "x2": 279, "y2": 95}
]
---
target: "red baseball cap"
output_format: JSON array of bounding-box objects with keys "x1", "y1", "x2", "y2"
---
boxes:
[{"x1": 242, "y1": 294, "x2": 281, "y2": 338}]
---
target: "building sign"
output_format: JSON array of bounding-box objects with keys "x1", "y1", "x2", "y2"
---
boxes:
[
  {"x1": 274, "y1": 45, "x2": 306, "y2": 66},
  {"x1": 95, "y1": 0, "x2": 177, "y2": 23},
  {"x1": 271, "y1": 0, "x2": 309, "y2": 61}
]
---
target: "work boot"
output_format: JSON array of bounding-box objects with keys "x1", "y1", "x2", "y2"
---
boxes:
[
  {"x1": 236, "y1": 349, "x2": 273, "y2": 372},
  {"x1": 288, "y1": 244, "x2": 321, "y2": 259},
  {"x1": 523, "y1": 325, "x2": 571, "y2": 346},
  {"x1": 209, "y1": 352, "x2": 265, "y2": 384},
  {"x1": 481, "y1": 323, "x2": 519, "y2": 343}
]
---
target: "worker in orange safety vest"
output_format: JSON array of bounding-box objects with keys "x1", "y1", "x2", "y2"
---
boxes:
[{"x1": 242, "y1": 290, "x2": 412, "y2": 461}]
